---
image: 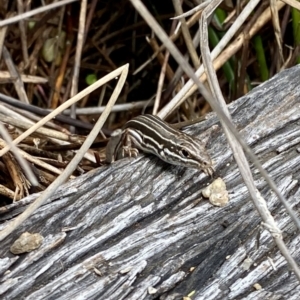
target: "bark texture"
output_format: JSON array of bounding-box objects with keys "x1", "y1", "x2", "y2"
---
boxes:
[{"x1": 0, "y1": 66, "x2": 300, "y2": 299}]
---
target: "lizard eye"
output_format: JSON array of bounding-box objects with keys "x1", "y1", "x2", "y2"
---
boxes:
[{"x1": 180, "y1": 149, "x2": 190, "y2": 158}]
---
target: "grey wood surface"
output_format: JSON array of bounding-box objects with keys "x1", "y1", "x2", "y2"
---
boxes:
[{"x1": 0, "y1": 65, "x2": 300, "y2": 299}]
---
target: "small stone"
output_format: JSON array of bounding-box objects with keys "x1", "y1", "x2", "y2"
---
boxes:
[
  {"x1": 202, "y1": 177, "x2": 229, "y2": 207},
  {"x1": 253, "y1": 283, "x2": 262, "y2": 290},
  {"x1": 119, "y1": 266, "x2": 132, "y2": 274},
  {"x1": 10, "y1": 232, "x2": 43, "y2": 254},
  {"x1": 242, "y1": 257, "x2": 253, "y2": 270},
  {"x1": 93, "y1": 267, "x2": 102, "y2": 276},
  {"x1": 148, "y1": 286, "x2": 157, "y2": 294}
]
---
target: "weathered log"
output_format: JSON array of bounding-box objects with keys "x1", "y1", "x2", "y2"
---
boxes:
[{"x1": 0, "y1": 65, "x2": 300, "y2": 299}]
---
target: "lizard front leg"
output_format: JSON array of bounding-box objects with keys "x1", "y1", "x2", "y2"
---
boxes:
[
  {"x1": 106, "y1": 128, "x2": 141, "y2": 163},
  {"x1": 120, "y1": 128, "x2": 140, "y2": 158}
]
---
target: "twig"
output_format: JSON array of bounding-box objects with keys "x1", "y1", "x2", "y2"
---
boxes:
[
  {"x1": 49, "y1": 6, "x2": 65, "y2": 102},
  {"x1": 0, "y1": 123, "x2": 38, "y2": 186},
  {"x1": 153, "y1": 50, "x2": 169, "y2": 115},
  {"x1": 0, "y1": 91, "x2": 154, "y2": 119},
  {"x1": 0, "y1": 71, "x2": 47, "y2": 83},
  {"x1": 280, "y1": 0, "x2": 300, "y2": 10},
  {"x1": 0, "y1": 93, "x2": 95, "y2": 130},
  {"x1": 146, "y1": 37, "x2": 174, "y2": 80},
  {"x1": 152, "y1": 20, "x2": 177, "y2": 115},
  {"x1": 199, "y1": 0, "x2": 300, "y2": 281},
  {"x1": 83, "y1": 0, "x2": 98, "y2": 43},
  {"x1": 0, "y1": 17, "x2": 8, "y2": 61},
  {"x1": 0, "y1": 65, "x2": 130, "y2": 156},
  {"x1": 172, "y1": 0, "x2": 199, "y2": 68},
  {"x1": 2, "y1": 46, "x2": 29, "y2": 103},
  {"x1": 171, "y1": 1, "x2": 209, "y2": 19},
  {"x1": 64, "y1": 99, "x2": 154, "y2": 115},
  {"x1": 0, "y1": 63, "x2": 129, "y2": 241},
  {"x1": 70, "y1": 0, "x2": 87, "y2": 132},
  {"x1": 158, "y1": 0, "x2": 278, "y2": 117},
  {"x1": 17, "y1": 0, "x2": 29, "y2": 68},
  {"x1": 133, "y1": 10, "x2": 202, "y2": 75},
  {"x1": 0, "y1": 115, "x2": 85, "y2": 143},
  {"x1": 0, "y1": 138, "x2": 66, "y2": 176},
  {"x1": 51, "y1": 8, "x2": 73, "y2": 109},
  {"x1": 270, "y1": 0, "x2": 284, "y2": 65},
  {"x1": 0, "y1": 0, "x2": 79, "y2": 28}
]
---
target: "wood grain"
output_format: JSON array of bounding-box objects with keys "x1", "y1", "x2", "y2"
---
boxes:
[{"x1": 1, "y1": 66, "x2": 300, "y2": 299}]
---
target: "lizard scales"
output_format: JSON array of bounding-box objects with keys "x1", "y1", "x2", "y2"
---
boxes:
[{"x1": 106, "y1": 114, "x2": 213, "y2": 175}]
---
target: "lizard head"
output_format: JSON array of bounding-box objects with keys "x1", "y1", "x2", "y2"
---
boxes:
[
  {"x1": 178, "y1": 139, "x2": 213, "y2": 175},
  {"x1": 161, "y1": 133, "x2": 214, "y2": 175}
]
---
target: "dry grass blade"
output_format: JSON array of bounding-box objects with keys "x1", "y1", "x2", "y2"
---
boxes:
[
  {"x1": 17, "y1": 0, "x2": 29, "y2": 67},
  {"x1": 63, "y1": 99, "x2": 154, "y2": 115},
  {"x1": 172, "y1": 0, "x2": 199, "y2": 68},
  {"x1": 199, "y1": 2, "x2": 300, "y2": 281},
  {"x1": 0, "y1": 63, "x2": 129, "y2": 241},
  {"x1": 129, "y1": 0, "x2": 300, "y2": 280},
  {"x1": 270, "y1": 0, "x2": 284, "y2": 64},
  {"x1": 281, "y1": 0, "x2": 300, "y2": 10},
  {"x1": 69, "y1": 0, "x2": 87, "y2": 129},
  {"x1": 2, "y1": 46, "x2": 29, "y2": 104},
  {"x1": 153, "y1": 50, "x2": 170, "y2": 115},
  {"x1": 0, "y1": 184, "x2": 17, "y2": 200},
  {"x1": 0, "y1": 93, "x2": 95, "y2": 131},
  {"x1": 0, "y1": 0, "x2": 79, "y2": 28},
  {"x1": 0, "y1": 123, "x2": 38, "y2": 186},
  {"x1": 0, "y1": 115, "x2": 85, "y2": 143},
  {"x1": 0, "y1": 72, "x2": 47, "y2": 84},
  {"x1": 0, "y1": 17, "x2": 8, "y2": 61},
  {"x1": 171, "y1": 1, "x2": 209, "y2": 19},
  {"x1": 158, "y1": 0, "x2": 263, "y2": 118},
  {"x1": 2, "y1": 151, "x2": 30, "y2": 201},
  {"x1": 0, "y1": 65, "x2": 128, "y2": 157},
  {"x1": 0, "y1": 138, "x2": 66, "y2": 176},
  {"x1": 133, "y1": 9, "x2": 202, "y2": 76}
]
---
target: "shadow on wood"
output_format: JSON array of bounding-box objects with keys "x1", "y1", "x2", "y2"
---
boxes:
[{"x1": 0, "y1": 66, "x2": 300, "y2": 299}]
